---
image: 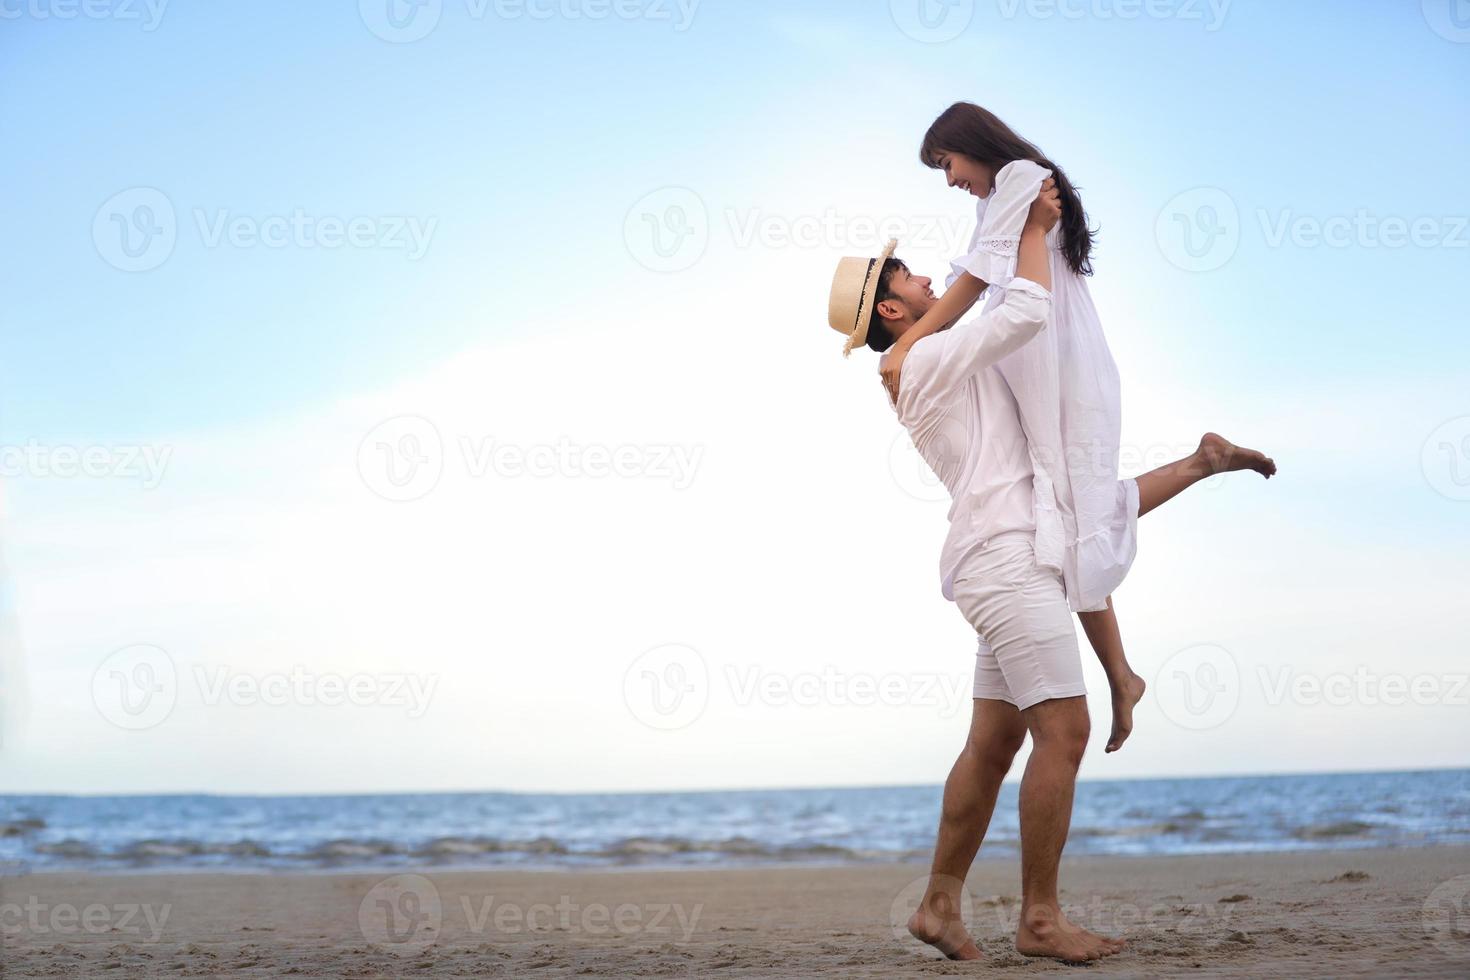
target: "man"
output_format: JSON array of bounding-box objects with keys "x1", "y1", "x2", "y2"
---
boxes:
[{"x1": 826, "y1": 183, "x2": 1124, "y2": 963}]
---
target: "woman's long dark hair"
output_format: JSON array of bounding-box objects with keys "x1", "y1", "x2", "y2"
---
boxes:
[{"x1": 920, "y1": 102, "x2": 1096, "y2": 277}]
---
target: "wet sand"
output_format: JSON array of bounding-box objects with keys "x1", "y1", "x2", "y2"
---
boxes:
[{"x1": 3, "y1": 845, "x2": 1469, "y2": 977}]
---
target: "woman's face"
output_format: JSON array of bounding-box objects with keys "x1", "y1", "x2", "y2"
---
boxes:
[{"x1": 937, "y1": 152, "x2": 994, "y2": 198}]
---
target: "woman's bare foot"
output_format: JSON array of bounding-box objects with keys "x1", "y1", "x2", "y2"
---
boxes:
[
  {"x1": 1105, "y1": 671, "x2": 1147, "y2": 753},
  {"x1": 1198, "y1": 432, "x2": 1276, "y2": 478},
  {"x1": 907, "y1": 902, "x2": 983, "y2": 960},
  {"x1": 1015, "y1": 907, "x2": 1124, "y2": 963}
]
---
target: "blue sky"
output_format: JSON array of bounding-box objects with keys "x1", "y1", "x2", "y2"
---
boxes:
[{"x1": 1, "y1": 0, "x2": 1467, "y2": 794}]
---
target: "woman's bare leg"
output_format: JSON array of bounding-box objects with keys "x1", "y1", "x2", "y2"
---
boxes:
[
  {"x1": 1076, "y1": 432, "x2": 1275, "y2": 752},
  {"x1": 1136, "y1": 432, "x2": 1275, "y2": 518},
  {"x1": 1076, "y1": 599, "x2": 1145, "y2": 752}
]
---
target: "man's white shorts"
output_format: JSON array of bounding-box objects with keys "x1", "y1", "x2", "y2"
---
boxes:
[{"x1": 951, "y1": 530, "x2": 1087, "y2": 710}]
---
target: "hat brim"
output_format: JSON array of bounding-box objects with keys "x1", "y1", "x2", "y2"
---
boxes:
[{"x1": 841, "y1": 238, "x2": 898, "y2": 358}]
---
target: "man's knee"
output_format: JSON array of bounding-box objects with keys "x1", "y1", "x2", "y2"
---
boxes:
[
  {"x1": 1026, "y1": 697, "x2": 1090, "y2": 765},
  {"x1": 967, "y1": 728, "x2": 1026, "y2": 773}
]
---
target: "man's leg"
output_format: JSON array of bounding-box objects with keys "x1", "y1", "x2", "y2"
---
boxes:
[
  {"x1": 907, "y1": 697, "x2": 1027, "y2": 960},
  {"x1": 1015, "y1": 695, "x2": 1123, "y2": 962}
]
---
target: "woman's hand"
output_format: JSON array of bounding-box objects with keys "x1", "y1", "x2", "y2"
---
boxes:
[
  {"x1": 1027, "y1": 177, "x2": 1061, "y2": 231},
  {"x1": 880, "y1": 348, "x2": 905, "y2": 405}
]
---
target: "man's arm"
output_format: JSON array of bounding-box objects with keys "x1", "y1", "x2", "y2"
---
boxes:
[{"x1": 884, "y1": 186, "x2": 1059, "y2": 404}]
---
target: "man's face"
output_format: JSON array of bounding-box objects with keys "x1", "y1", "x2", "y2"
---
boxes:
[{"x1": 883, "y1": 263, "x2": 937, "y2": 324}]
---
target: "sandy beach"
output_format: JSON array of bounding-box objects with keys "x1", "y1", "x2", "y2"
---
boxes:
[{"x1": 3, "y1": 845, "x2": 1468, "y2": 977}]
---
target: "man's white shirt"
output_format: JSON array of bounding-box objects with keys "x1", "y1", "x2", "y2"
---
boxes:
[{"x1": 887, "y1": 277, "x2": 1053, "y2": 601}]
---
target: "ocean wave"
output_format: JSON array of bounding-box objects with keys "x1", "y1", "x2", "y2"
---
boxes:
[
  {"x1": 1295, "y1": 820, "x2": 1376, "y2": 840},
  {"x1": 0, "y1": 818, "x2": 44, "y2": 837}
]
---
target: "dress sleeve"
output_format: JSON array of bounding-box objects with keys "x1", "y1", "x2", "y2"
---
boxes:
[{"x1": 947, "y1": 159, "x2": 1052, "y2": 290}]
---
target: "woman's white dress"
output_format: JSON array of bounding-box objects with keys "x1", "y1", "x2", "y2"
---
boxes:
[{"x1": 946, "y1": 159, "x2": 1138, "y2": 613}]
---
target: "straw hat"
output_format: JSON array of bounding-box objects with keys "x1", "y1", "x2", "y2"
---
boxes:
[{"x1": 827, "y1": 238, "x2": 897, "y2": 358}]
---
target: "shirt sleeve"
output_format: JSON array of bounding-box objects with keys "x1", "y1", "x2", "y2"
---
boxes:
[
  {"x1": 897, "y1": 277, "x2": 1052, "y2": 411},
  {"x1": 947, "y1": 160, "x2": 1052, "y2": 290}
]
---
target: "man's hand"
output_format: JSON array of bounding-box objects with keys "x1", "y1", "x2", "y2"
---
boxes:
[{"x1": 1028, "y1": 177, "x2": 1061, "y2": 232}]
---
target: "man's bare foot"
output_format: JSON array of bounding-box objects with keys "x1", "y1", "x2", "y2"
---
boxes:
[
  {"x1": 907, "y1": 903, "x2": 983, "y2": 960},
  {"x1": 1016, "y1": 907, "x2": 1124, "y2": 963},
  {"x1": 1198, "y1": 432, "x2": 1276, "y2": 478},
  {"x1": 1105, "y1": 672, "x2": 1147, "y2": 753}
]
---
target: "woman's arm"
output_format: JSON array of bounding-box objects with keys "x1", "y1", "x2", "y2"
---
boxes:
[
  {"x1": 882, "y1": 181, "x2": 1061, "y2": 402},
  {"x1": 1013, "y1": 200, "x2": 1053, "y2": 292}
]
